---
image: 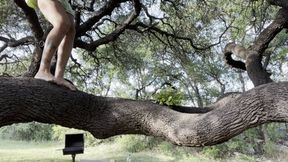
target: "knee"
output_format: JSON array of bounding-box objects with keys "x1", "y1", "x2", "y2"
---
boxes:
[
  {"x1": 69, "y1": 22, "x2": 76, "y2": 35},
  {"x1": 54, "y1": 18, "x2": 73, "y2": 34}
]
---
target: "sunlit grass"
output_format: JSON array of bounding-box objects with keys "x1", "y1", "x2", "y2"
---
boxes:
[
  {"x1": 0, "y1": 139, "x2": 213, "y2": 162},
  {"x1": 1, "y1": 139, "x2": 269, "y2": 162},
  {"x1": 0, "y1": 139, "x2": 69, "y2": 162}
]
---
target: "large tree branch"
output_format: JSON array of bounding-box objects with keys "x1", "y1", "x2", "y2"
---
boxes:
[
  {"x1": 127, "y1": 21, "x2": 230, "y2": 50},
  {"x1": 223, "y1": 43, "x2": 247, "y2": 71},
  {"x1": 0, "y1": 36, "x2": 34, "y2": 48},
  {"x1": 224, "y1": 8, "x2": 288, "y2": 86},
  {"x1": 267, "y1": 0, "x2": 288, "y2": 8},
  {"x1": 14, "y1": 0, "x2": 45, "y2": 77},
  {"x1": 0, "y1": 77, "x2": 288, "y2": 146},
  {"x1": 0, "y1": 35, "x2": 40, "y2": 77},
  {"x1": 250, "y1": 8, "x2": 288, "y2": 54},
  {"x1": 76, "y1": 0, "x2": 129, "y2": 37},
  {"x1": 13, "y1": 0, "x2": 44, "y2": 41},
  {"x1": 75, "y1": 0, "x2": 141, "y2": 51},
  {"x1": 0, "y1": 44, "x2": 8, "y2": 54}
]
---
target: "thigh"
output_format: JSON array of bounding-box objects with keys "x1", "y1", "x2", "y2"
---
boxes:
[
  {"x1": 37, "y1": 0, "x2": 70, "y2": 27},
  {"x1": 58, "y1": 0, "x2": 75, "y2": 17}
]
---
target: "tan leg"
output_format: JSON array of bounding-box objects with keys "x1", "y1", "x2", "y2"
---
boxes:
[
  {"x1": 54, "y1": 14, "x2": 77, "y2": 91},
  {"x1": 35, "y1": 0, "x2": 76, "y2": 90}
]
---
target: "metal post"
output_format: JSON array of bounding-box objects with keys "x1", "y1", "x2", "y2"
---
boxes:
[{"x1": 72, "y1": 154, "x2": 76, "y2": 162}]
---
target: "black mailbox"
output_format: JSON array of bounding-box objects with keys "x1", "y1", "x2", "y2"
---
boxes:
[{"x1": 63, "y1": 133, "x2": 84, "y2": 162}]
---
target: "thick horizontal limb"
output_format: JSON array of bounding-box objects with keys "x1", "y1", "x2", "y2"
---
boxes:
[{"x1": 0, "y1": 78, "x2": 287, "y2": 146}]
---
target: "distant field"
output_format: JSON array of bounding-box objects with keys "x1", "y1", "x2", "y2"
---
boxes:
[{"x1": 0, "y1": 139, "x2": 211, "y2": 162}]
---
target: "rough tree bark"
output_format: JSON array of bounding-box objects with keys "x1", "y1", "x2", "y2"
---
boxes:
[{"x1": 0, "y1": 77, "x2": 288, "y2": 146}]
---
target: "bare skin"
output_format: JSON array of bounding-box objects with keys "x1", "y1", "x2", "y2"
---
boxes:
[{"x1": 34, "y1": 0, "x2": 76, "y2": 91}]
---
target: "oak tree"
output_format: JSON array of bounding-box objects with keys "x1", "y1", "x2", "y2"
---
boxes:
[{"x1": 0, "y1": 0, "x2": 288, "y2": 146}]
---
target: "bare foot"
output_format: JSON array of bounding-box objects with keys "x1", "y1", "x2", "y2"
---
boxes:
[
  {"x1": 53, "y1": 77, "x2": 77, "y2": 91},
  {"x1": 34, "y1": 71, "x2": 54, "y2": 82}
]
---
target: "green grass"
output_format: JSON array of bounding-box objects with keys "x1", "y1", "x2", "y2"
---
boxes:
[
  {"x1": 1, "y1": 139, "x2": 270, "y2": 162},
  {"x1": 0, "y1": 139, "x2": 213, "y2": 162},
  {"x1": 1, "y1": 138, "x2": 288, "y2": 162},
  {"x1": 0, "y1": 140, "x2": 69, "y2": 162}
]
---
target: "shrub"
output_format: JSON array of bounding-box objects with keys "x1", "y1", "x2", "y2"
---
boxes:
[
  {"x1": 153, "y1": 87, "x2": 185, "y2": 106},
  {"x1": 0, "y1": 122, "x2": 53, "y2": 141},
  {"x1": 202, "y1": 146, "x2": 223, "y2": 159},
  {"x1": 52, "y1": 125, "x2": 102, "y2": 146},
  {"x1": 263, "y1": 140, "x2": 278, "y2": 158},
  {"x1": 156, "y1": 141, "x2": 175, "y2": 155},
  {"x1": 114, "y1": 135, "x2": 158, "y2": 153}
]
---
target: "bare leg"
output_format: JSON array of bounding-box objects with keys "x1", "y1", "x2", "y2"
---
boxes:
[
  {"x1": 54, "y1": 14, "x2": 77, "y2": 91},
  {"x1": 35, "y1": 0, "x2": 76, "y2": 90}
]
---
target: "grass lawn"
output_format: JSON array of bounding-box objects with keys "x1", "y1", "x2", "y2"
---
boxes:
[
  {"x1": 0, "y1": 139, "x2": 212, "y2": 162},
  {"x1": 0, "y1": 140, "x2": 69, "y2": 162}
]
